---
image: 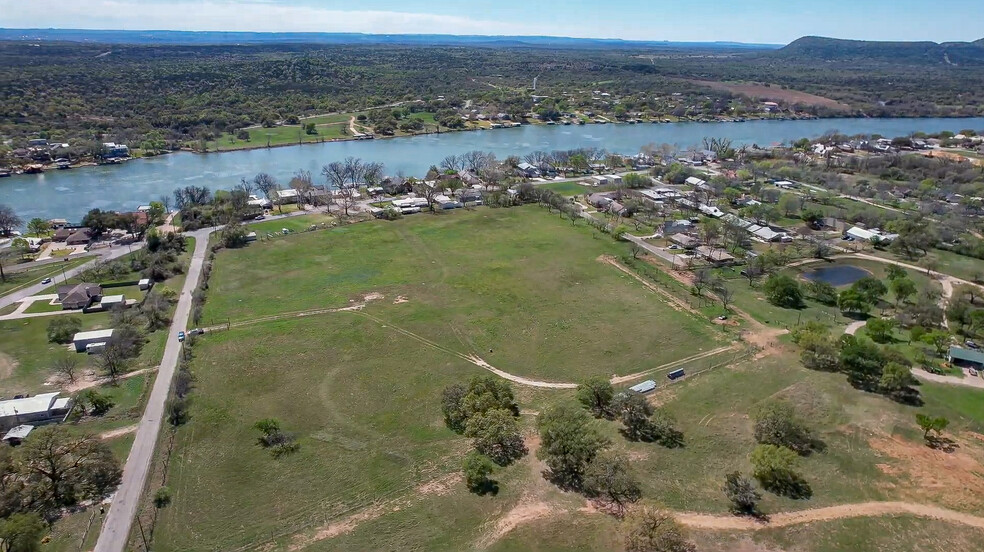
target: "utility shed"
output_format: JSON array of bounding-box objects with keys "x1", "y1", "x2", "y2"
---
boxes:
[
  {"x1": 2, "y1": 424, "x2": 34, "y2": 445},
  {"x1": 949, "y1": 346, "x2": 984, "y2": 369},
  {"x1": 629, "y1": 380, "x2": 657, "y2": 394},
  {"x1": 73, "y1": 329, "x2": 115, "y2": 353},
  {"x1": 0, "y1": 393, "x2": 72, "y2": 431}
]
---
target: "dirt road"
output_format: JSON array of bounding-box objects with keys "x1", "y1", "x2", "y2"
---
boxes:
[{"x1": 676, "y1": 501, "x2": 984, "y2": 531}]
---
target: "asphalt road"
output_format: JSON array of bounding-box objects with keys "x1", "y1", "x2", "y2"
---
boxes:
[
  {"x1": 93, "y1": 229, "x2": 210, "y2": 552},
  {"x1": 94, "y1": 209, "x2": 315, "y2": 552}
]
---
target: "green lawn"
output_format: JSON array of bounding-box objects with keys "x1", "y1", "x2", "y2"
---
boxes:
[
  {"x1": 538, "y1": 181, "x2": 595, "y2": 196},
  {"x1": 205, "y1": 206, "x2": 728, "y2": 381},
  {"x1": 0, "y1": 255, "x2": 94, "y2": 297},
  {"x1": 23, "y1": 298, "x2": 65, "y2": 313},
  {"x1": 0, "y1": 313, "x2": 114, "y2": 393}
]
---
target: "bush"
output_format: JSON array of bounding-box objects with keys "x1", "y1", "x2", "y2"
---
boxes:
[
  {"x1": 47, "y1": 316, "x2": 82, "y2": 344},
  {"x1": 763, "y1": 274, "x2": 803, "y2": 309},
  {"x1": 153, "y1": 487, "x2": 172, "y2": 509},
  {"x1": 462, "y1": 451, "x2": 497, "y2": 494}
]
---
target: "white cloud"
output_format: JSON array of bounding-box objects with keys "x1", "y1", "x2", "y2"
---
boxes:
[{"x1": 0, "y1": 0, "x2": 535, "y2": 35}]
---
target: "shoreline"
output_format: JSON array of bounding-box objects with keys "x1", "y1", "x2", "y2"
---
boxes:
[{"x1": 3, "y1": 113, "x2": 983, "y2": 181}]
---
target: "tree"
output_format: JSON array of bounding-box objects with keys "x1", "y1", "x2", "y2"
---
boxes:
[
  {"x1": 623, "y1": 504, "x2": 696, "y2": 552},
  {"x1": 614, "y1": 393, "x2": 654, "y2": 442},
  {"x1": 537, "y1": 403, "x2": 609, "y2": 489},
  {"x1": 806, "y1": 280, "x2": 838, "y2": 306},
  {"x1": 915, "y1": 414, "x2": 949, "y2": 444},
  {"x1": 763, "y1": 274, "x2": 803, "y2": 308},
  {"x1": 799, "y1": 332, "x2": 840, "y2": 372},
  {"x1": 880, "y1": 362, "x2": 916, "y2": 398},
  {"x1": 692, "y1": 269, "x2": 711, "y2": 297},
  {"x1": 885, "y1": 264, "x2": 907, "y2": 282},
  {"x1": 464, "y1": 408, "x2": 527, "y2": 466},
  {"x1": 890, "y1": 277, "x2": 917, "y2": 306},
  {"x1": 839, "y1": 335, "x2": 885, "y2": 388},
  {"x1": 0, "y1": 205, "x2": 22, "y2": 237},
  {"x1": 16, "y1": 427, "x2": 121, "y2": 512},
  {"x1": 576, "y1": 377, "x2": 615, "y2": 418},
  {"x1": 78, "y1": 389, "x2": 114, "y2": 416},
  {"x1": 749, "y1": 444, "x2": 808, "y2": 497},
  {"x1": 837, "y1": 288, "x2": 870, "y2": 315},
  {"x1": 153, "y1": 486, "x2": 172, "y2": 509},
  {"x1": 462, "y1": 451, "x2": 497, "y2": 494},
  {"x1": 777, "y1": 193, "x2": 801, "y2": 217},
  {"x1": 852, "y1": 277, "x2": 888, "y2": 305},
  {"x1": 0, "y1": 513, "x2": 46, "y2": 552},
  {"x1": 220, "y1": 222, "x2": 249, "y2": 248},
  {"x1": 96, "y1": 344, "x2": 130, "y2": 383},
  {"x1": 441, "y1": 384, "x2": 469, "y2": 433},
  {"x1": 753, "y1": 401, "x2": 815, "y2": 455},
  {"x1": 921, "y1": 330, "x2": 951, "y2": 357},
  {"x1": 52, "y1": 355, "x2": 79, "y2": 384},
  {"x1": 461, "y1": 375, "x2": 520, "y2": 420},
  {"x1": 26, "y1": 218, "x2": 49, "y2": 237},
  {"x1": 866, "y1": 318, "x2": 897, "y2": 344},
  {"x1": 714, "y1": 279, "x2": 735, "y2": 311},
  {"x1": 582, "y1": 451, "x2": 641, "y2": 516},
  {"x1": 142, "y1": 291, "x2": 172, "y2": 331},
  {"x1": 46, "y1": 316, "x2": 82, "y2": 344},
  {"x1": 147, "y1": 201, "x2": 166, "y2": 226},
  {"x1": 723, "y1": 471, "x2": 761, "y2": 516}
]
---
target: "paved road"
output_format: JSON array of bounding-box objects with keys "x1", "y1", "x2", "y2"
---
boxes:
[
  {"x1": 94, "y1": 209, "x2": 316, "y2": 552},
  {"x1": 94, "y1": 229, "x2": 210, "y2": 552},
  {"x1": 0, "y1": 244, "x2": 137, "y2": 310}
]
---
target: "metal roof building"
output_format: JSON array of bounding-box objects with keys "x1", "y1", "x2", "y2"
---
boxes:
[{"x1": 629, "y1": 380, "x2": 657, "y2": 394}]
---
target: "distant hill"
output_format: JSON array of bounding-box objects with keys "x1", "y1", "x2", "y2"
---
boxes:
[
  {"x1": 778, "y1": 36, "x2": 984, "y2": 65},
  {"x1": 0, "y1": 28, "x2": 780, "y2": 50}
]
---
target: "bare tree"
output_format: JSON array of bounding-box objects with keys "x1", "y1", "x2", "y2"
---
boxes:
[
  {"x1": 158, "y1": 194, "x2": 172, "y2": 215},
  {"x1": 97, "y1": 345, "x2": 129, "y2": 384},
  {"x1": 413, "y1": 180, "x2": 438, "y2": 212},
  {"x1": 236, "y1": 177, "x2": 255, "y2": 197},
  {"x1": 713, "y1": 279, "x2": 735, "y2": 311},
  {"x1": 524, "y1": 150, "x2": 549, "y2": 167},
  {"x1": 53, "y1": 355, "x2": 79, "y2": 383},
  {"x1": 253, "y1": 173, "x2": 279, "y2": 212},
  {"x1": 440, "y1": 154, "x2": 463, "y2": 173},
  {"x1": 289, "y1": 170, "x2": 314, "y2": 210},
  {"x1": 693, "y1": 269, "x2": 711, "y2": 297}
]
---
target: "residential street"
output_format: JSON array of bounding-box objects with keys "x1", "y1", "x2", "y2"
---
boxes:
[{"x1": 93, "y1": 228, "x2": 210, "y2": 552}]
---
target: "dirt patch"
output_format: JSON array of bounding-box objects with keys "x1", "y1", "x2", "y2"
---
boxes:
[
  {"x1": 477, "y1": 500, "x2": 554, "y2": 549},
  {"x1": 684, "y1": 79, "x2": 849, "y2": 109},
  {"x1": 0, "y1": 352, "x2": 17, "y2": 380},
  {"x1": 99, "y1": 425, "x2": 138, "y2": 440},
  {"x1": 868, "y1": 434, "x2": 984, "y2": 511},
  {"x1": 363, "y1": 292, "x2": 384, "y2": 302},
  {"x1": 393, "y1": 295, "x2": 409, "y2": 304},
  {"x1": 415, "y1": 472, "x2": 461, "y2": 497}
]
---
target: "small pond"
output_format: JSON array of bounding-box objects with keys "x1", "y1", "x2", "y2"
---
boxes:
[{"x1": 801, "y1": 265, "x2": 872, "y2": 287}]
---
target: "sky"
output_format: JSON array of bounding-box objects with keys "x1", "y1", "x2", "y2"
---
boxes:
[{"x1": 1, "y1": 0, "x2": 982, "y2": 44}]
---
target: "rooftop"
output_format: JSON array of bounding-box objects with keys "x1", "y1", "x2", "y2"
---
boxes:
[
  {"x1": 73, "y1": 328, "x2": 115, "y2": 341},
  {"x1": 0, "y1": 393, "x2": 60, "y2": 418}
]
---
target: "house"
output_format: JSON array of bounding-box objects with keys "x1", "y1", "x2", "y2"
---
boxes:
[
  {"x1": 2, "y1": 424, "x2": 34, "y2": 445},
  {"x1": 949, "y1": 346, "x2": 984, "y2": 370},
  {"x1": 603, "y1": 174, "x2": 623, "y2": 186},
  {"x1": 696, "y1": 246, "x2": 737, "y2": 265},
  {"x1": 670, "y1": 233, "x2": 699, "y2": 249},
  {"x1": 459, "y1": 190, "x2": 483, "y2": 205},
  {"x1": 685, "y1": 176, "x2": 708, "y2": 189},
  {"x1": 629, "y1": 380, "x2": 657, "y2": 394},
  {"x1": 774, "y1": 180, "x2": 798, "y2": 190},
  {"x1": 608, "y1": 201, "x2": 626, "y2": 215},
  {"x1": 0, "y1": 393, "x2": 73, "y2": 431},
  {"x1": 761, "y1": 101, "x2": 781, "y2": 113},
  {"x1": 65, "y1": 228, "x2": 93, "y2": 246},
  {"x1": 845, "y1": 226, "x2": 898, "y2": 243},
  {"x1": 247, "y1": 195, "x2": 273, "y2": 210},
  {"x1": 57, "y1": 283, "x2": 102, "y2": 310},
  {"x1": 587, "y1": 193, "x2": 614, "y2": 209},
  {"x1": 101, "y1": 142, "x2": 130, "y2": 158},
  {"x1": 662, "y1": 220, "x2": 694, "y2": 235},
  {"x1": 73, "y1": 329, "x2": 115, "y2": 353},
  {"x1": 516, "y1": 162, "x2": 540, "y2": 178},
  {"x1": 381, "y1": 176, "x2": 411, "y2": 195},
  {"x1": 48, "y1": 218, "x2": 69, "y2": 229},
  {"x1": 274, "y1": 189, "x2": 299, "y2": 203},
  {"x1": 138, "y1": 278, "x2": 152, "y2": 291},
  {"x1": 433, "y1": 195, "x2": 463, "y2": 210},
  {"x1": 457, "y1": 170, "x2": 484, "y2": 188},
  {"x1": 391, "y1": 197, "x2": 431, "y2": 210},
  {"x1": 28, "y1": 138, "x2": 49, "y2": 147}
]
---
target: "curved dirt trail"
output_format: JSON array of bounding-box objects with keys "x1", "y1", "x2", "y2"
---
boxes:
[{"x1": 676, "y1": 501, "x2": 984, "y2": 531}]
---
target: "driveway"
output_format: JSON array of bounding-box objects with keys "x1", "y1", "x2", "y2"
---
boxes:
[{"x1": 913, "y1": 368, "x2": 984, "y2": 390}]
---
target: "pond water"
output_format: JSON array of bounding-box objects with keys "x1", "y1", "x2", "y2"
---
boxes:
[
  {"x1": 802, "y1": 265, "x2": 872, "y2": 287},
  {"x1": 3, "y1": 115, "x2": 984, "y2": 225}
]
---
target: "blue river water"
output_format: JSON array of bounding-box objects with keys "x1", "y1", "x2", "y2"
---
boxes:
[{"x1": 2, "y1": 116, "x2": 983, "y2": 225}]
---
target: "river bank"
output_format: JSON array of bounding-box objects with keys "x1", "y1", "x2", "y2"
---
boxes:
[{"x1": 3, "y1": 115, "x2": 984, "y2": 225}]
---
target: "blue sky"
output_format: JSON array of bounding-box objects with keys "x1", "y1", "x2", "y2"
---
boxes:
[{"x1": 1, "y1": 0, "x2": 982, "y2": 44}]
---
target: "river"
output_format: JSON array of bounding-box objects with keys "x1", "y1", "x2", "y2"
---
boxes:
[{"x1": 3, "y1": 116, "x2": 984, "y2": 224}]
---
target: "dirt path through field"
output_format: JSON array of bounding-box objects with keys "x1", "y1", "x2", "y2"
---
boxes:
[
  {"x1": 99, "y1": 425, "x2": 138, "y2": 440},
  {"x1": 676, "y1": 501, "x2": 984, "y2": 531}
]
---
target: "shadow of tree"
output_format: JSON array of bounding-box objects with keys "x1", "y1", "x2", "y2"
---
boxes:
[
  {"x1": 468, "y1": 479, "x2": 500, "y2": 496},
  {"x1": 926, "y1": 435, "x2": 959, "y2": 453}
]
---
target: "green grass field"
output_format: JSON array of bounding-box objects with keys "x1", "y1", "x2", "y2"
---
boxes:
[
  {"x1": 248, "y1": 213, "x2": 335, "y2": 235},
  {"x1": 205, "y1": 207, "x2": 728, "y2": 381},
  {"x1": 145, "y1": 206, "x2": 984, "y2": 552}
]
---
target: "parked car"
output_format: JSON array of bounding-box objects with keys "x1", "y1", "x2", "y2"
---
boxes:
[
  {"x1": 966, "y1": 340, "x2": 980, "y2": 349},
  {"x1": 970, "y1": 369, "x2": 979, "y2": 377},
  {"x1": 177, "y1": 331, "x2": 186, "y2": 342},
  {"x1": 668, "y1": 245, "x2": 681, "y2": 250},
  {"x1": 254, "y1": 214, "x2": 265, "y2": 220},
  {"x1": 40, "y1": 277, "x2": 52, "y2": 284},
  {"x1": 189, "y1": 328, "x2": 205, "y2": 336}
]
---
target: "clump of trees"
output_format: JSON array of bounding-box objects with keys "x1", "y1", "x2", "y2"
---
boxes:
[
  {"x1": 47, "y1": 316, "x2": 82, "y2": 344},
  {"x1": 763, "y1": 274, "x2": 803, "y2": 309},
  {"x1": 575, "y1": 379, "x2": 683, "y2": 447},
  {"x1": 623, "y1": 503, "x2": 697, "y2": 552},
  {"x1": 442, "y1": 376, "x2": 526, "y2": 492},
  {"x1": 253, "y1": 418, "x2": 300, "y2": 458}
]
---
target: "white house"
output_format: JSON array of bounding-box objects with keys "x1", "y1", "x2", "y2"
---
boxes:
[
  {"x1": 73, "y1": 329, "x2": 115, "y2": 353},
  {"x1": 845, "y1": 226, "x2": 899, "y2": 243},
  {"x1": 0, "y1": 393, "x2": 73, "y2": 431}
]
